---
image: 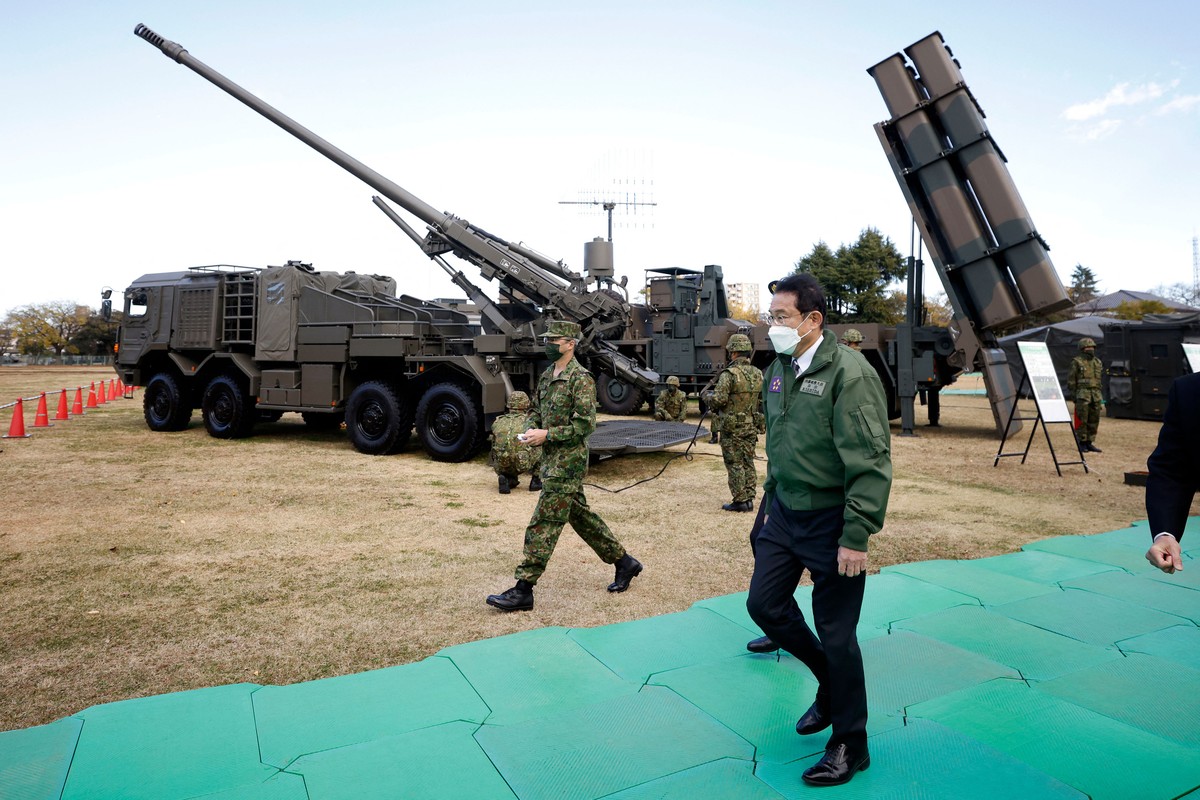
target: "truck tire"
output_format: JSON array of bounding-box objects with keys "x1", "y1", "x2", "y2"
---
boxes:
[
  {"x1": 597, "y1": 372, "x2": 645, "y2": 415},
  {"x1": 143, "y1": 371, "x2": 192, "y2": 432},
  {"x1": 346, "y1": 381, "x2": 411, "y2": 455},
  {"x1": 202, "y1": 374, "x2": 256, "y2": 439},
  {"x1": 416, "y1": 382, "x2": 484, "y2": 462}
]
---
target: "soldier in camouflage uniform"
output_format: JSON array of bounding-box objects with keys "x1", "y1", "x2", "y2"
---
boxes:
[
  {"x1": 653, "y1": 376, "x2": 687, "y2": 422},
  {"x1": 1068, "y1": 337, "x2": 1104, "y2": 453},
  {"x1": 489, "y1": 391, "x2": 543, "y2": 494},
  {"x1": 705, "y1": 333, "x2": 764, "y2": 512},
  {"x1": 842, "y1": 329, "x2": 863, "y2": 351},
  {"x1": 487, "y1": 320, "x2": 643, "y2": 612}
]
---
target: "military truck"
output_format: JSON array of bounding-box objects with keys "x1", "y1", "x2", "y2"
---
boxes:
[{"x1": 113, "y1": 260, "x2": 542, "y2": 461}]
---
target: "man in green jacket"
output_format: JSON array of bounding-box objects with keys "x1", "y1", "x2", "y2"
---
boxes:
[
  {"x1": 486, "y1": 320, "x2": 642, "y2": 612},
  {"x1": 746, "y1": 273, "x2": 892, "y2": 787}
]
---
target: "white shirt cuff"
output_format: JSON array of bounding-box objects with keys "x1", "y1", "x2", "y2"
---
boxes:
[{"x1": 1154, "y1": 532, "x2": 1179, "y2": 542}]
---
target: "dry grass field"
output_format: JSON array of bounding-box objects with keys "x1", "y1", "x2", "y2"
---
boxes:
[{"x1": 0, "y1": 366, "x2": 1174, "y2": 732}]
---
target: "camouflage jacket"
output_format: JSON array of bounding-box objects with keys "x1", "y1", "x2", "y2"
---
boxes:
[
  {"x1": 1068, "y1": 355, "x2": 1103, "y2": 396},
  {"x1": 653, "y1": 387, "x2": 687, "y2": 422},
  {"x1": 529, "y1": 357, "x2": 596, "y2": 490},
  {"x1": 709, "y1": 357, "x2": 764, "y2": 435},
  {"x1": 490, "y1": 411, "x2": 540, "y2": 474}
]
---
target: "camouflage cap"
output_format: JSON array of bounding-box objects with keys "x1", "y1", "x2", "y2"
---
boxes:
[
  {"x1": 843, "y1": 328, "x2": 863, "y2": 343},
  {"x1": 1078, "y1": 337, "x2": 1096, "y2": 349},
  {"x1": 541, "y1": 319, "x2": 581, "y2": 340},
  {"x1": 727, "y1": 333, "x2": 752, "y2": 352},
  {"x1": 666, "y1": 376, "x2": 680, "y2": 387},
  {"x1": 506, "y1": 390, "x2": 531, "y2": 411}
]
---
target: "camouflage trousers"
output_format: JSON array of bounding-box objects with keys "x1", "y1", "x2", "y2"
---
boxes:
[
  {"x1": 1074, "y1": 390, "x2": 1102, "y2": 444},
  {"x1": 721, "y1": 430, "x2": 758, "y2": 503},
  {"x1": 515, "y1": 488, "x2": 626, "y2": 584}
]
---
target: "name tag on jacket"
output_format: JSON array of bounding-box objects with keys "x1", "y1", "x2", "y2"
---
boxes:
[{"x1": 799, "y1": 378, "x2": 826, "y2": 396}]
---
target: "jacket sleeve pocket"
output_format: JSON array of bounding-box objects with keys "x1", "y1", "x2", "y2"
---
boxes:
[{"x1": 851, "y1": 404, "x2": 889, "y2": 458}]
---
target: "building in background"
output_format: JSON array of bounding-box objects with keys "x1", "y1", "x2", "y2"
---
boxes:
[{"x1": 726, "y1": 281, "x2": 760, "y2": 320}]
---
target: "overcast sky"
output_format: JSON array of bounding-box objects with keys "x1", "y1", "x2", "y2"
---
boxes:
[{"x1": 2, "y1": 1, "x2": 1196, "y2": 316}]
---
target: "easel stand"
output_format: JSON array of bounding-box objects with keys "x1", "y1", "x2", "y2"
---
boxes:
[{"x1": 993, "y1": 372, "x2": 1088, "y2": 476}]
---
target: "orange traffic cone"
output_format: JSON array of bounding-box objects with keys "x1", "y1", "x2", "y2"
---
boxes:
[
  {"x1": 98, "y1": 381, "x2": 108, "y2": 404},
  {"x1": 116, "y1": 378, "x2": 125, "y2": 398},
  {"x1": 33, "y1": 393, "x2": 52, "y2": 428},
  {"x1": 55, "y1": 389, "x2": 70, "y2": 420},
  {"x1": 4, "y1": 398, "x2": 31, "y2": 439},
  {"x1": 86, "y1": 383, "x2": 98, "y2": 409},
  {"x1": 72, "y1": 387, "x2": 84, "y2": 415}
]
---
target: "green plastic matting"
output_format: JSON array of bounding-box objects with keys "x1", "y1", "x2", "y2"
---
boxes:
[
  {"x1": 910, "y1": 678, "x2": 1200, "y2": 800},
  {"x1": 893, "y1": 604, "x2": 1120, "y2": 681},
  {"x1": 439, "y1": 626, "x2": 636, "y2": 726},
  {"x1": 2, "y1": 519, "x2": 1198, "y2": 799},
  {"x1": 474, "y1": 687, "x2": 754, "y2": 800},
  {"x1": 253, "y1": 657, "x2": 490, "y2": 768}
]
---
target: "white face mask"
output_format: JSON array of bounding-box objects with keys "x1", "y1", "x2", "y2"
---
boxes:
[{"x1": 768, "y1": 315, "x2": 816, "y2": 355}]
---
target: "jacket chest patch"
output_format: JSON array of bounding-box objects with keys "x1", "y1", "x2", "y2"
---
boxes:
[
  {"x1": 768, "y1": 376, "x2": 784, "y2": 393},
  {"x1": 799, "y1": 378, "x2": 827, "y2": 396}
]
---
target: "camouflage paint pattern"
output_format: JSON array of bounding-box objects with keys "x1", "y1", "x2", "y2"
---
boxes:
[
  {"x1": 653, "y1": 387, "x2": 687, "y2": 422},
  {"x1": 708, "y1": 355, "x2": 764, "y2": 503},
  {"x1": 515, "y1": 355, "x2": 626, "y2": 583}
]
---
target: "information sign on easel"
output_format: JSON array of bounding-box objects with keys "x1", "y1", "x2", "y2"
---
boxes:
[
  {"x1": 993, "y1": 341, "x2": 1088, "y2": 475},
  {"x1": 1182, "y1": 342, "x2": 1200, "y2": 373}
]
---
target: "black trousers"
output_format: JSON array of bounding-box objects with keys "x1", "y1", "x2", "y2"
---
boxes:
[{"x1": 746, "y1": 499, "x2": 867, "y2": 752}]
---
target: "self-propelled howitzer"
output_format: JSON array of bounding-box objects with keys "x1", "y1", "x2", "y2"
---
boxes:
[{"x1": 131, "y1": 23, "x2": 659, "y2": 397}]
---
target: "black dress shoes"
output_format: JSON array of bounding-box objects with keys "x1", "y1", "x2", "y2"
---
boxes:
[
  {"x1": 795, "y1": 700, "x2": 831, "y2": 736},
  {"x1": 722, "y1": 500, "x2": 753, "y2": 512},
  {"x1": 746, "y1": 636, "x2": 779, "y2": 654},
  {"x1": 607, "y1": 553, "x2": 643, "y2": 592},
  {"x1": 801, "y1": 743, "x2": 870, "y2": 786}
]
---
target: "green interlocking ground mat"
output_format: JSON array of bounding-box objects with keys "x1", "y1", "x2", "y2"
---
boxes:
[
  {"x1": 882, "y1": 559, "x2": 1057, "y2": 606},
  {"x1": 1120, "y1": 624, "x2": 1200, "y2": 667},
  {"x1": 61, "y1": 683, "x2": 274, "y2": 800},
  {"x1": 568, "y1": 606, "x2": 764, "y2": 682},
  {"x1": 474, "y1": 687, "x2": 754, "y2": 800},
  {"x1": 993, "y1": 586, "x2": 1186, "y2": 646},
  {"x1": 0, "y1": 717, "x2": 80, "y2": 800},
  {"x1": 648, "y1": 651, "x2": 903, "y2": 764},
  {"x1": 439, "y1": 626, "x2": 636, "y2": 726},
  {"x1": 602, "y1": 758, "x2": 785, "y2": 799},
  {"x1": 755, "y1": 718, "x2": 1086, "y2": 799},
  {"x1": 1063, "y1": 570, "x2": 1200, "y2": 623},
  {"x1": 892, "y1": 604, "x2": 1120, "y2": 680},
  {"x1": 3, "y1": 520, "x2": 1198, "y2": 799},
  {"x1": 972, "y1": 549, "x2": 1120, "y2": 584},
  {"x1": 288, "y1": 721, "x2": 517, "y2": 800},
  {"x1": 860, "y1": 630, "x2": 1020, "y2": 715},
  {"x1": 910, "y1": 678, "x2": 1200, "y2": 800},
  {"x1": 253, "y1": 657, "x2": 490, "y2": 768},
  {"x1": 1037, "y1": 653, "x2": 1200, "y2": 746}
]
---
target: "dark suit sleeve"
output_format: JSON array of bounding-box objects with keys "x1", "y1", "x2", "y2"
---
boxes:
[{"x1": 1146, "y1": 375, "x2": 1200, "y2": 541}]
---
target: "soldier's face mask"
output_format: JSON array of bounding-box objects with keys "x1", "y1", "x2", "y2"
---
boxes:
[{"x1": 544, "y1": 337, "x2": 571, "y2": 360}]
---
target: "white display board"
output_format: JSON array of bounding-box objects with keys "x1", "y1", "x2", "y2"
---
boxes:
[
  {"x1": 1017, "y1": 341, "x2": 1072, "y2": 424},
  {"x1": 1182, "y1": 342, "x2": 1200, "y2": 373}
]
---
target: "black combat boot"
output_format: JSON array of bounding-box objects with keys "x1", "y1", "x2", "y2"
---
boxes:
[
  {"x1": 722, "y1": 500, "x2": 753, "y2": 512},
  {"x1": 498, "y1": 475, "x2": 511, "y2": 494},
  {"x1": 529, "y1": 474, "x2": 543, "y2": 492},
  {"x1": 486, "y1": 579, "x2": 534, "y2": 611},
  {"x1": 607, "y1": 553, "x2": 643, "y2": 593},
  {"x1": 709, "y1": 431, "x2": 720, "y2": 444}
]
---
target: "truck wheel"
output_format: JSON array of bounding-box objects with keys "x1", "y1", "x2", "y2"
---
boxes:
[
  {"x1": 302, "y1": 411, "x2": 345, "y2": 432},
  {"x1": 202, "y1": 374, "x2": 256, "y2": 439},
  {"x1": 143, "y1": 371, "x2": 192, "y2": 431},
  {"x1": 346, "y1": 381, "x2": 411, "y2": 455},
  {"x1": 416, "y1": 382, "x2": 483, "y2": 462},
  {"x1": 597, "y1": 372, "x2": 645, "y2": 415}
]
